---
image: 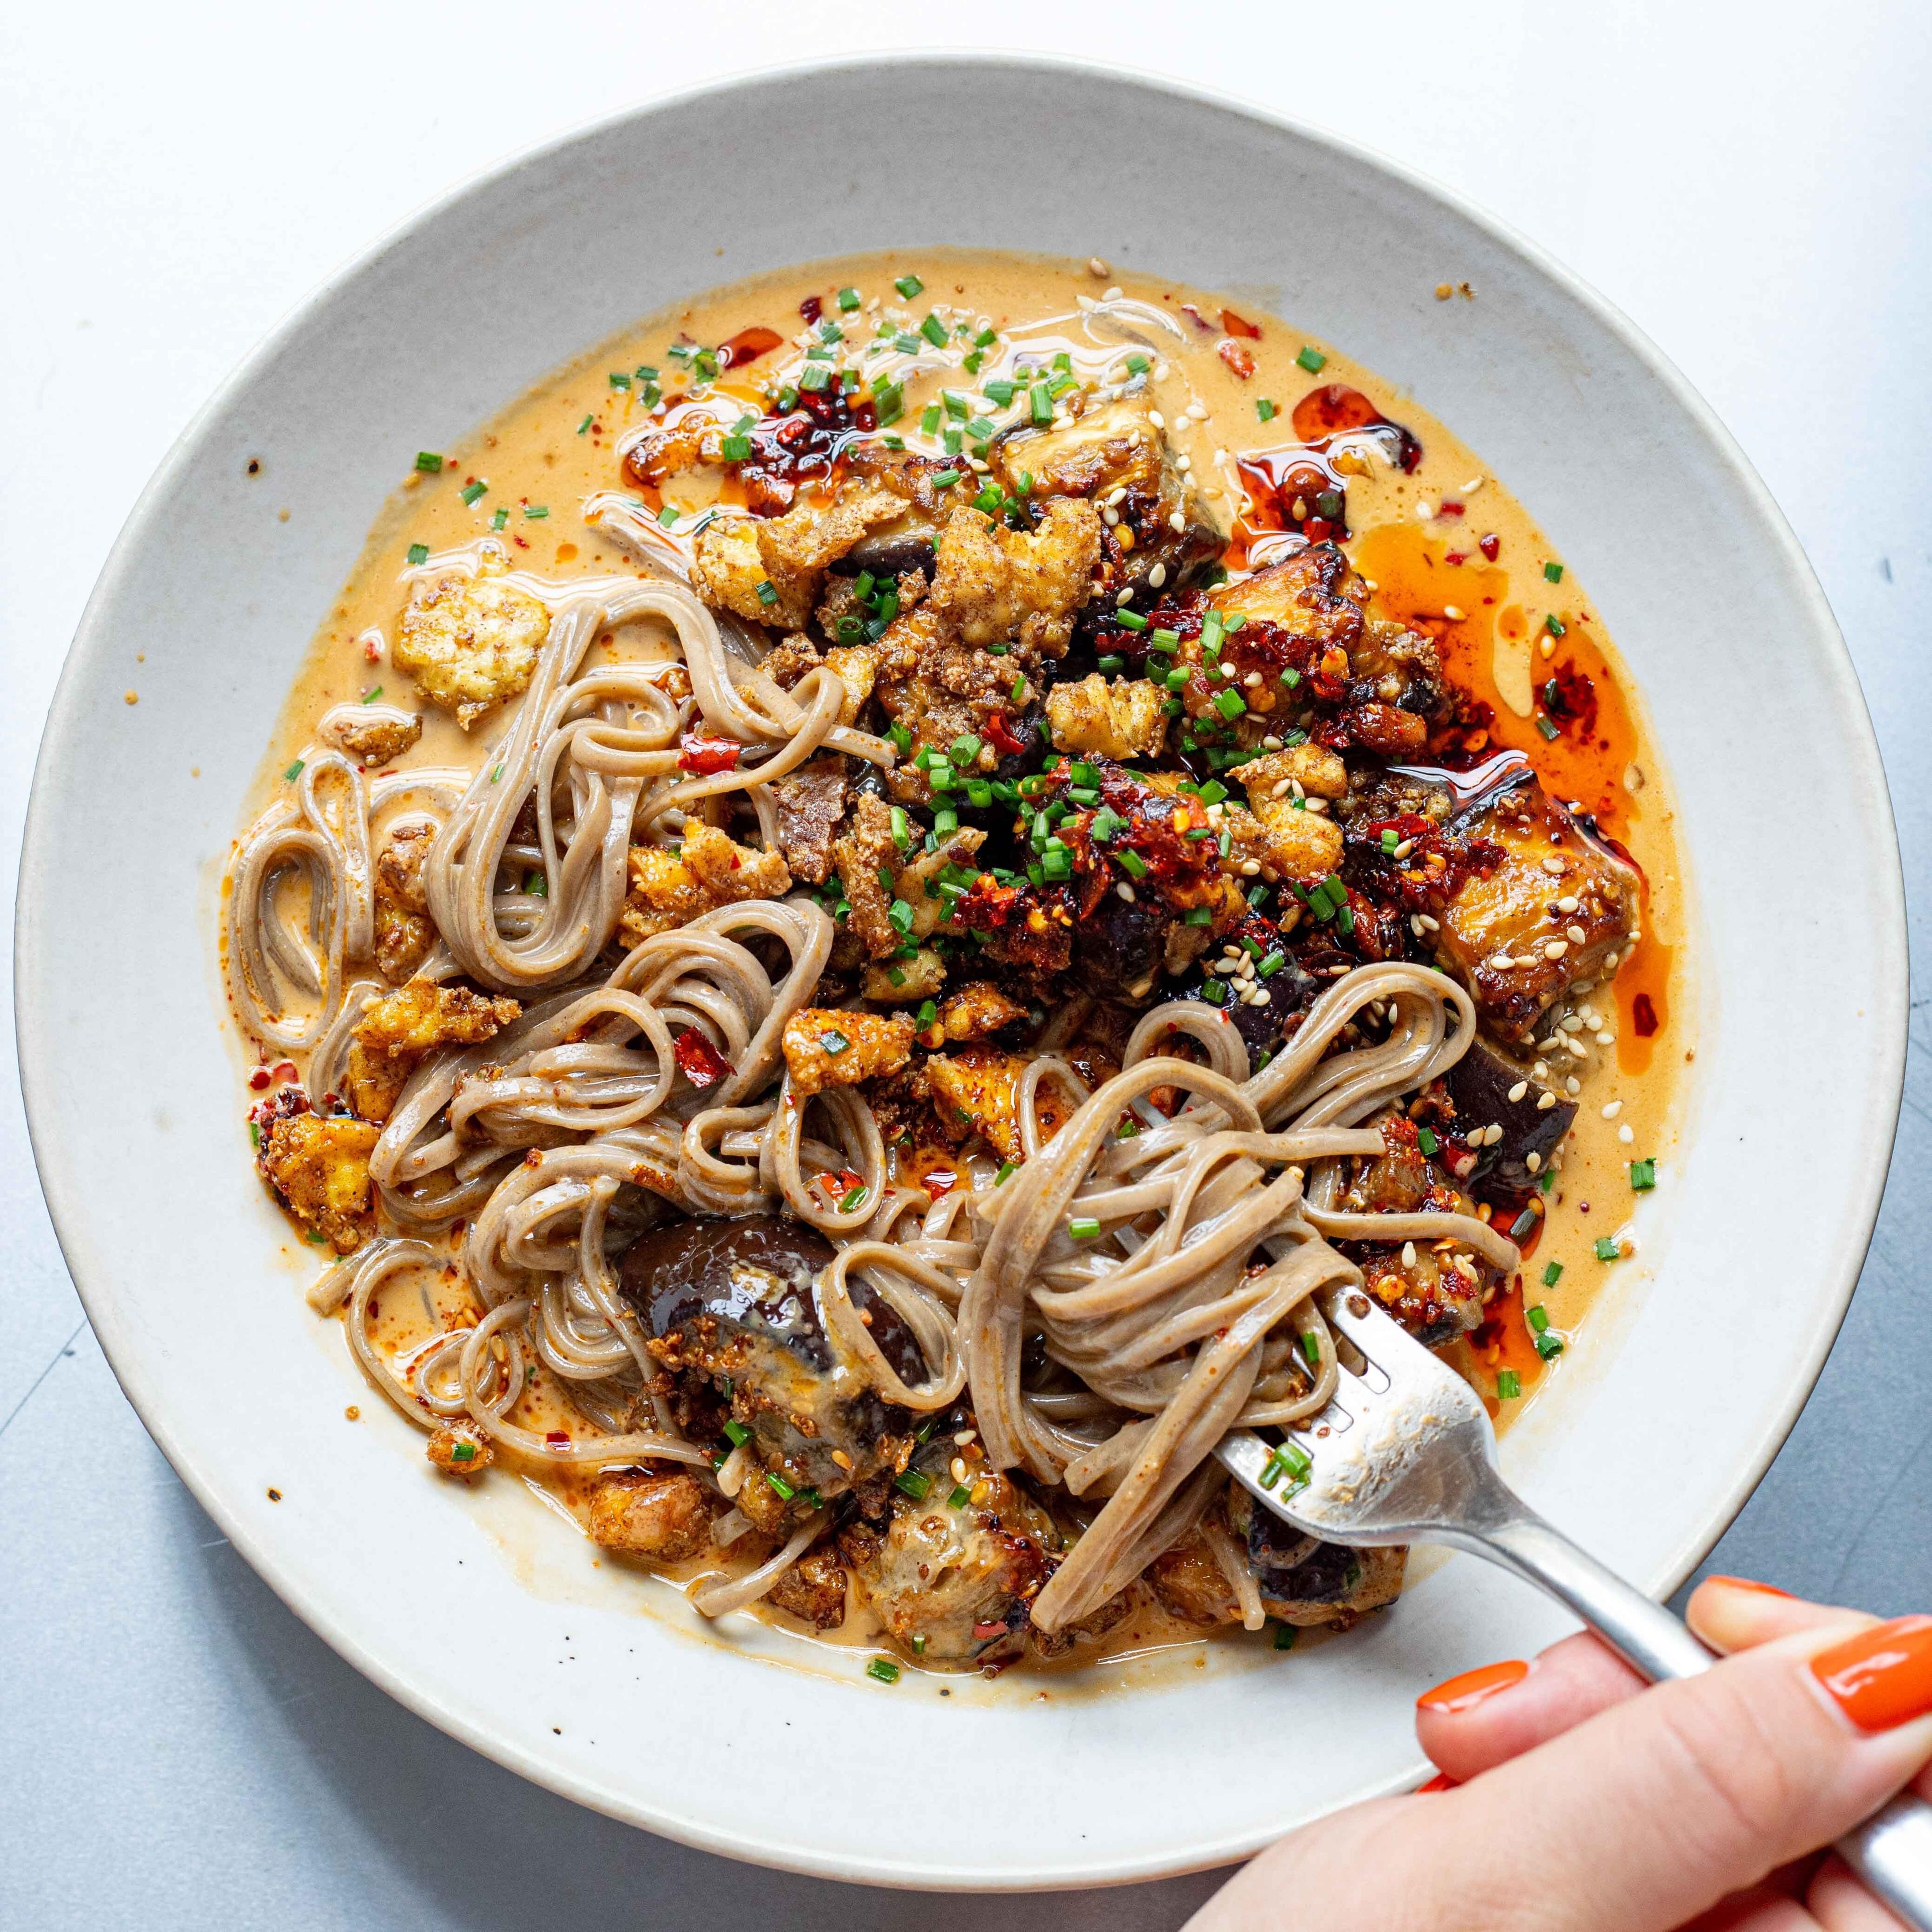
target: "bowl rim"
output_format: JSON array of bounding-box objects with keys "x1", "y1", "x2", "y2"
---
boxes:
[{"x1": 15, "y1": 49, "x2": 1907, "y2": 1891}]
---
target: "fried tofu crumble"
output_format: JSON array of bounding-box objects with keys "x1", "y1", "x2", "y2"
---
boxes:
[
  {"x1": 393, "y1": 551, "x2": 549, "y2": 727},
  {"x1": 782, "y1": 1007, "x2": 915, "y2": 1094}
]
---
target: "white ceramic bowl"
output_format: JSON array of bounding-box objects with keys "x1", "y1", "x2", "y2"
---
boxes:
[{"x1": 17, "y1": 56, "x2": 1905, "y2": 1891}]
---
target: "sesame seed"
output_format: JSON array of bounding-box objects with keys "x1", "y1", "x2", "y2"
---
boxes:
[
  {"x1": 1525, "y1": 1151, "x2": 1542, "y2": 1174},
  {"x1": 1392, "y1": 839, "x2": 1414, "y2": 860},
  {"x1": 1105, "y1": 485, "x2": 1129, "y2": 507},
  {"x1": 1461, "y1": 476, "x2": 1485, "y2": 494},
  {"x1": 1507, "y1": 1081, "x2": 1528, "y2": 1103},
  {"x1": 1602, "y1": 949, "x2": 1621, "y2": 970},
  {"x1": 1419, "y1": 914, "x2": 1439, "y2": 932},
  {"x1": 1103, "y1": 284, "x2": 1124, "y2": 301},
  {"x1": 1169, "y1": 510, "x2": 1186, "y2": 531},
  {"x1": 1540, "y1": 637, "x2": 1555, "y2": 658},
  {"x1": 1149, "y1": 411, "x2": 1165, "y2": 429},
  {"x1": 1545, "y1": 940, "x2": 1568, "y2": 959},
  {"x1": 1488, "y1": 952, "x2": 1514, "y2": 971},
  {"x1": 1595, "y1": 1030, "x2": 1615, "y2": 1046},
  {"x1": 1261, "y1": 734, "x2": 1283, "y2": 751},
  {"x1": 1415, "y1": 499, "x2": 1437, "y2": 520},
  {"x1": 1532, "y1": 1060, "x2": 1549, "y2": 1079},
  {"x1": 1618, "y1": 1123, "x2": 1634, "y2": 1143},
  {"x1": 950, "y1": 1457, "x2": 969, "y2": 1483},
  {"x1": 1239, "y1": 858, "x2": 1260, "y2": 876},
  {"x1": 1542, "y1": 857, "x2": 1566, "y2": 877},
  {"x1": 1567, "y1": 923, "x2": 1587, "y2": 944},
  {"x1": 1536, "y1": 1091, "x2": 1556, "y2": 1110},
  {"x1": 1102, "y1": 506, "x2": 1121, "y2": 527},
  {"x1": 1089, "y1": 257, "x2": 1110, "y2": 277},
  {"x1": 1442, "y1": 605, "x2": 1466, "y2": 622},
  {"x1": 1176, "y1": 455, "x2": 1192, "y2": 473},
  {"x1": 1401, "y1": 1241, "x2": 1417, "y2": 1268},
  {"x1": 1556, "y1": 894, "x2": 1579, "y2": 912},
  {"x1": 1566, "y1": 1076, "x2": 1582, "y2": 1096},
  {"x1": 1565, "y1": 1037, "x2": 1588, "y2": 1059},
  {"x1": 1602, "y1": 1100, "x2": 1623, "y2": 1119},
  {"x1": 954, "y1": 1428, "x2": 977, "y2": 1444},
  {"x1": 1244, "y1": 671, "x2": 1262, "y2": 688},
  {"x1": 1115, "y1": 587, "x2": 1134, "y2": 606},
  {"x1": 1116, "y1": 882, "x2": 1136, "y2": 902},
  {"x1": 1149, "y1": 562, "x2": 1168, "y2": 588}
]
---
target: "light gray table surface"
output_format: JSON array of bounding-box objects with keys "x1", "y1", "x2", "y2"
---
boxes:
[{"x1": 4, "y1": 4, "x2": 1928, "y2": 1925}]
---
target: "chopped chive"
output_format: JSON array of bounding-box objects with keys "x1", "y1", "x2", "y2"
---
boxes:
[
  {"x1": 1536, "y1": 714, "x2": 1561, "y2": 741},
  {"x1": 523, "y1": 870, "x2": 547, "y2": 896},
  {"x1": 1068, "y1": 1217, "x2": 1102, "y2": 1241},
  {"x1": 1256, "y1": 398, "x2": 1277, "y2": 422},
  {"x1": 867, "y1": 1657, "x2": 902, "y2": 1683},
  {"x1": 1544, "y1": 561, "x2": 1564, "y2": 583},
  {"x1": 1115, "y1": 608, "x2": 1148, "y2": 632},
  {"x1": 491, "y1": 507, "x2": 508, "y2": 531},
  {"x1": 1527, "y1": 1305, "x2": 1552, "y2": 1335},
  {"x1": 1301, "y1": 1331, "x2": 1321, "y2": 1367},
  {"x1": 658, "y1": 506, "x2": 680, "y2": 527},
  {"x1": 1594, "y1": 1236, "x2": 1621, "y2": 1262},
  {"x1": 1509, "y1": 1205, "x2": 1540, "y2": 1241},
  {"x1": 838, "y1": 1184, "x2": 869, "y2": 1212},
  {"x1": 1272, "y1": 1623, "x2": 1298, "y2": 1651},
  {"x1": 765, "y1": 1471, "x2": 795, "y2": 1501},
  {"x1": 895, "y1": 1469, "x2": 932, "y2": 1501},
  {"x1": 1124, "y1": 353, "x2": 1150, "y2": 375},
  {"x1": 1296, "y1": 345, "x2": 1327, "y2": 373},
  {"x1": 450, "y1": 1440, "x2": 476, "y2": 1463},
  {"x1": 1214, "y1": 688, "x2": 1247, "y2": 720},
  {"x1": 722, "y1": 1419, "x2": 752, "y2": 1447},
  {"x1": 1546, "y1": 613, "x2": 1566, "y2": 637},
  {"x1": 608, "y1": 371, "x2": 631, "y2": 389},
  {"x1": 894, "y1": 274, "x2": 923, "y2": 299},
  {"x1": 489, "y1": 764, "x2": 504, "y2": 784},
  {"x1": 576, "y1": 414, "x2": 594, "y2": 435},
  {"x1": 1030, "y1": 382, "x2": 1054, "y2": 425},
  {"x1": 1116, "y1": 849, "x2": 1148, "y2": 879},
  {"x1": 1417, "y1": 1126, "x2": 1439, "y2": 1155},
  {"x1": 797, "y1": 363, "x2": 831, "y2": 393},
  {"x1": 1540, "y1": 1262, "x2": 1562, "y2": 1290},
  {"x1": 361, "y1": 685, "x2": 381, "y2": 703},
  {"x1": 947, "y1": 1483, "x2": 973, "y2": 1508},
  {"x1": 819, "y1": 1028, "x2": 850, "y2": 1055},
  {"x1": 406, "y1": 543, "x2": 428, "y2": 567},
  {"x1": 460, "y1": 481, "x2": 487, "y2": 507},
  {"x1": 1183, "y1": 906, "x2": 1213, "y2": 926},
  {"x1": 920, "y1": 312, "x2": 947, "y2": 348},
  {"x1": 1629, "y1": 1158, "x2": 1656, "y2": 1191},
  {"x1": 933, "y1": 468, "x2": 961, "y2": 489},
  {"x1": 755, "y1": 580, "x2": 779, "y2": 606},
  {"x1": 283, "y1": 759, "x2": 304, "y2": 782},
  {"x1": 1535, "y1": 1333, "x2": 1566, "y2": 1361},
  {"x1": 1497, "y1": 1369, "x2": 1522, "y2": 1400},
  {"x1": 523, "y1": 505, "x2": 549, "y2": 520},
  {"x1": 414, "y1": 451, "x2": 444, "y2": 474}
]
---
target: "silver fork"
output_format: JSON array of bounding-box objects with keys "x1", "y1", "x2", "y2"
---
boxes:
[{"x1": 1216, "y1": 1282, "x2": 1932, "y2": 1927}]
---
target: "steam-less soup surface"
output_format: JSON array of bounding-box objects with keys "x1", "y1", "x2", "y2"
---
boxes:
[{"x1": 225, "y1": 250, "x2": 1686, "y2": 1679}]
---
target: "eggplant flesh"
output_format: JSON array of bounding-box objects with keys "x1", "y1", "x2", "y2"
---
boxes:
[
  {"x1": 619, "y1": 1213, "x2": 924, "y2": 1490},
  {"x1": 1442, "y1": 1036, "x2": 1577, "y2": 1193},
  {"x1": 1229, "y1": 1485, "x2": 1408, "y2": 1624}
]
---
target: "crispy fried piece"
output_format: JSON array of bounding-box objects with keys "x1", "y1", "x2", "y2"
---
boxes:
[
  {"x1": 373, "y1": 822, "x2": 436, "y2": 983},
  {"x1": 1208, "y1": 545, "x2": 1367, "y2": 647},
  {"x1": 931, "y1": 980, "x2": 1029, "y2": 1042},
  {"x1": 1234, "y1": 743, "x2": 1348, "y2": 801},
  {"x1": 690, "y1": 489, "x2": 906, "y2": 630},
  {"x1": 861, "y1": 946, "x2": 947, "y2": 1004},
  {"x1": 832, "y1": 793, "x2": 902, "y2": 958},
  {"x1": 1233, "y1": 759, "x2": 1346, "y2": 883},
  {"x1": 332, "y1": 712, "x2": 422, "y2": 765},
  {"x1": 587, "y1": 1471, "x2": 713, "y2": 1564},
  {"x1": 760, "y1": 632, "x2": 823, "y2": 687},
  {"x1": 822, "y1": 643, "x2": 876, "y2": 725},
  {"x1": 346, "y1": 981, "x2": 521, "y2": 1122},
  {"x1": 620, "y1": 823, "x2": 791, "y2": 945},
  {"x1": 260, "y1": 1112, "x2": 380, "y2": 1253},
  {"x1": 1045, "y1": 673, "x2": 1167, "y2": 760},
  {"x1": 923, "y1": 1044, "x2": 1076, "y2": 1160},
  {"x1": 766, "y1": 1543, "x2": 849, "y2": 1630},
  {"x1": 426, "y1": 1422, "x2": 493, "y2": 1477},
  {"x1": 769, "y1": 756, "x2": 847, "y2": 886},
  {"x1": 1147, "y1": 1529, "x2": 1239, "y2": 1626},
  {"x1": 991, "y1": 395, "x2": 1222, "y2": 598},
  {"x1": 1433, "y1": 774, "x2": 1639, "y2": 1040},
  {"x1": 781, "y1": 1007, "x2": 915, "y2": 1095},
  {"x1": 927, "y1": 499, "x2": 1102, "y2": 656},
  {"x1": 393, "y1": 552, "x2": 550, "y2": 728},
  {"x1": 894, "y1": 825, "x2": 987, "y2": 942}
]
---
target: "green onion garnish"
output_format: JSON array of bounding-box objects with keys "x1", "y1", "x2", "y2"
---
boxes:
[
  {"x1": 948, "y1": 1484, "x2": 973, "y2": 1508},
  {"x1": 895, "y1": 1469, "x2": 932, "y2": 1501},
  {"x1": 1544, "y1": 561, "x2": 1564, "y2": 583},
  {"x1": 406, "y1": 543, "x2": 429, "y2": 567},
  {"x1": 1629, "y1": 1158, "x2": 1656, "y2": 1192},
  {"x1": 283, "y1": 759, "x2": 304, "y2": 782},
  {"x1": 523, "y1": 870, "x2": 547, "y2": 897},
  {"x1": 1272, "y1": 1623, "x2": 1298, "y2": 1651},
  {"x1": 994, "y1": 1161, "x2": 1016, "y2": 1186},
  {"x1": 1528, "y1": 1303, "x2": 1552, "y2": 1332},
  {"x1": 1256, "y1": 399, "x2": 1277, "y2": 422},
  {"x1": 576, "y1": 414, "x2": 593, "y2": 435},
  {"x1": 765, "y1": 1471, "x2": 795, "y2": 1501},
  {"x1": 1068, "y1": 1217, "x2": 1102, "y2": 1241},
  {"x1": 819, "y1": 1029, "x2": 850, "y2": 1055},
  {"x1": 838, "y1": 1184, "x2": 868, "y2": 1212},
  {"x1": 722, "y1": 1419, "x2": 751, "y2": 1447},
  {"x1": 414, "y1": 451, "x2": 444, "y2": 474},
  {"x1": 460, "y1": 481, "x2": 486, "y2": 507},
  {"x1": 1497, "y1": 1370, "x2": 1522, "y2": 1400},
  {"x1": 1296, "y1": 346, "x2": 1327, "y2": 373},
  {"x1": 1417, "y1": 1127, "x2": 1439, "y2": 1155},
  {"x1": 755, "y1": 580, "x2": 779, "y2": 607},
  {"x1": 1301, "y1": 1331, "x2": 1321, "y2": 1367},
  {"x1": 867, "y1": 1657, "x2": 901, "y2": 1683},
  {"x1": 1594, "y1": 1236, "x2": 1621, "y2": 1262},
  {"x1": 1540, "y1": 1263, "x2": 1562, "y2": 1289}
]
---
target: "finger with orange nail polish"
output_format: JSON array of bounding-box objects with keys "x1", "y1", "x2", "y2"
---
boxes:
[
  {"x1": 1417, "y1": 1659, "x2": 1530, "y2": 1715},
  {"x1": 1811, "y1": 1616, "x2": 1932, "y2": 1732}
]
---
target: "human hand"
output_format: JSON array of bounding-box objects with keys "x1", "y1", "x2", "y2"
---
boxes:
[{"x1": 1187, "y1": 1578, "x2": 1932, "y2": 1931}]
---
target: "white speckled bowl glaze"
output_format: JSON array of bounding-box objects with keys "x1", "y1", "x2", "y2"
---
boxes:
[{"x1": 16, "y1": 55, "x2": 1905, "y2": 1891}]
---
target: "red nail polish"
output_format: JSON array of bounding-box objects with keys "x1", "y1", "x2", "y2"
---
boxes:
[
  {"x1": 1417, "y1": 1772, "x2": 1459, "y2": 1793},
  {"x1": 1417, "y1": 1658, "x2": 1530, "y2": 1714},
  {"x1": 1707, "y1": 1575, "x2": 1794, "y2": 1598},
  {"x1": 1812, "y1": 1617, "x2": 1932, "y2": 1732}
]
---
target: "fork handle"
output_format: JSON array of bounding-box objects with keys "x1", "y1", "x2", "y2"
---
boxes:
[{"x1": 1468, "y1": 1509, "x2": 1932, "y2": 1929}]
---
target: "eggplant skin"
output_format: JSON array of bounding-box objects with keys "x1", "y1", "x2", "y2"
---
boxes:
[
  {"x1": 618, "y1": 1214, "x2": 925, "y2": 1493},
  {"x1": 1442, "y1": 1036, "x2": 1576, "y2": 1193},
  {"x1": 1231, "y1": 1487, "x2": 1407, "y2": 1626}
]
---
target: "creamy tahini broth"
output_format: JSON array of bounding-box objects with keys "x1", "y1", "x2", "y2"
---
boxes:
[{"x1": 246, "y1": 249, "x2": 1690, "y2": 1669}]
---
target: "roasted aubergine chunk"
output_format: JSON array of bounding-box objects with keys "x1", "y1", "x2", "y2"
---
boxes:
[{"x1": 622, "y1": 1214, "x2": 924, "y2": 1499}]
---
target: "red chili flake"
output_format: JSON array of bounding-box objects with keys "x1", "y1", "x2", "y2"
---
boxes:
[
  {"x1": 1178, "y1": 302, "x2": 1216, "y2": 333},
  {"x1": 248, "y1": 1066, "x2": 272, "y2": 1090},
  {"x1": 1632, "y1": 993, "x2": 1659, "y2": 1037},
  {"x1": 274, "y1": 1061, "x2": 299, "y2": 1083},
  {"x1": 1439, "y1": 501, "x2": 1464, "y2": 517},
  {"x1": 363, "y1": 637, "x2": 382, "y2": 663},
  {"x1": 673, "y1": 1030, "x2": 733, "y2": 1088},
  {"x1": 1302, "y1": 517, "x2": 1333, "y2": 543},
  {"x1": 1218, "y1": 340, "x2": 1256, "y2": 379},
  {"x1": 718, "y1": 325, "x2": 783, "y2": 369},
  {"x1": 985, "y1": 709, "x2": 1026, "y2": 757},
  {"x1": 545, "y1": 1430, "x2": 571, "y2": 1448},
  {"x1": 1219, "y1": 306, "x2": 1261, "y2": 339},
  {"x1": 972, "y1": 1620, "x2": 1008, "y2": 1640},
  {"x1": 1479, "y1": 532, "x2": 1501, "y2": 561},
  {"x1": 798, "y1": 295, "x2": 823, "y2": 325},
  {"x1": 677, "y1": 733, "x2": 742, "y2": 775},
  {"x1": 1444, "y1": 551, "x2": 1468, "y2": 567}
]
